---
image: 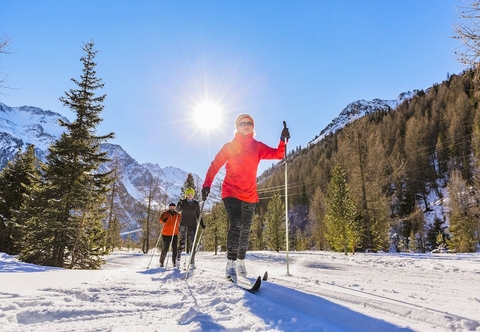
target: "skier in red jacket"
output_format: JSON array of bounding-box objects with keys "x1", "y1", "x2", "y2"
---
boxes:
[{"x1": 202, "y1": 113, "x2": 290, "y2": 280}]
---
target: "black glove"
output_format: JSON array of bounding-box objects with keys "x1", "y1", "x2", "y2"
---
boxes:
[
  {"x1": 200, "y1": 218, "x2": 206, "y2": 229},
  {"x1": 202, "y1": 187, "x2": 210, "y2": 201},
  {"x1": 281, "y1": 127, "x2": 290, "y2": 141},
  {"x1": 162, "y1": 217, "x2": 168, "y2": 222}
]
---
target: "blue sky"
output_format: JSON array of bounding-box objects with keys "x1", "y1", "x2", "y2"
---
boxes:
[{"x1": 1, "y1": 0, "x2": 466, "y2": 179}]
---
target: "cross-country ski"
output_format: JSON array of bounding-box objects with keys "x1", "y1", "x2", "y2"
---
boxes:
[{"x1": 227, "y1": 275, "x2": 262, "y2": 292}]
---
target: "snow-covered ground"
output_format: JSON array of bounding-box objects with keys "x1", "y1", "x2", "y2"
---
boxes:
[{"x1": 1, "y1": 250, "x2": 479, "y2": 332}]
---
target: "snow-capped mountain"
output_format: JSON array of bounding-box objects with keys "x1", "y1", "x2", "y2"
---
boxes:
[
  {"x1": 0, "y1": 101, "x2": 202, "y2": 239},
  {"x1": 308, "y1": 90, "x2": 419, "y2": 146},
  {"x1": 0, "y1": 102, "x2": 68, "y2": 167}
]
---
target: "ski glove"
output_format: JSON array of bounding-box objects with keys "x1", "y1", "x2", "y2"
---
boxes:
[
  {"x1": 202, "y1": 187, "x2": 210, "y2": 201},
  {"x1": 200, "y1": 218, "x2": 206, "y2": 229},
  {"x1": 162, "y1": 217, "x2": 168, "y2": 222},
  {"x1": 281, "y1": 127, "x2": 290, "y2": 142}
]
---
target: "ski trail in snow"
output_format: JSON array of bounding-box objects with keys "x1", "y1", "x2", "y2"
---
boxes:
[{"x1": 270, "y1": 274, "x2": 480, "y2": 331}]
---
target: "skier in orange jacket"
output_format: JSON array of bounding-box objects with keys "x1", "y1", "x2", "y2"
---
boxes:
[{"x1": 158, "y1": 202, "x2": 181, "y2": 267}]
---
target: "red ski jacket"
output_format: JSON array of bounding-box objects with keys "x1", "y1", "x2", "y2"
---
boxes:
[{"x1": 203, "y1": 132, "x2": 285, "y2": 203}]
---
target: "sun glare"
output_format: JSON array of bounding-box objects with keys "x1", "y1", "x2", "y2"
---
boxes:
[{"x1": 194, "y1": 101, "x2": 223, "y2": 130}]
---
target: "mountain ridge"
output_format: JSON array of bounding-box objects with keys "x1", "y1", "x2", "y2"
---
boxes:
[{"x1": 308, "y1": 90, "x2": 419, "y2": 147}]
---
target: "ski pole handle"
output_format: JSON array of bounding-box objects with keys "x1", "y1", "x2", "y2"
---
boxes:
[{"x1": 282, "y1": 121, "x2": 288, "y2": 144}]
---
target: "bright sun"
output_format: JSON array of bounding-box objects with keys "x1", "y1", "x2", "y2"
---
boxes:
[{"x1": 193, "y1": 101, "x2": 223, "y2": 130}]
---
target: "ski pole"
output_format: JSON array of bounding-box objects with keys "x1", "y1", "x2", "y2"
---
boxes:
[
  {"x1": 283, "y1": 121, "x2": 291, "y2": 276},
  {"x1": 164, "y1": 213, "x2": 180, "y2": 270},
  {"x1": 147, "y1": 232, "x2": 162, "y2": 269},
  {"x1": 194, "y1": 227, "x2": 204, "y2": 255},
  {"x1": 184, "y1": 199, "x2": 206, "y2": 279}
]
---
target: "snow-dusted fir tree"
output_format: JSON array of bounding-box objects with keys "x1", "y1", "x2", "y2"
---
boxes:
[{"x1": 19, "y1": 41, "x2": 114, "y2": 269}]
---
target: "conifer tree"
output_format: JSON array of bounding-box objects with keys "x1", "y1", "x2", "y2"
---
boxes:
[
  {"x1": 325, "y1": 163, "x2": 361, "y2": 254},
  {"x1": 409, "y1": 231, "x2": 417, "y2": 253},
  {"x1": 104, "y1": 157, "x2": 123, "y2": 252},
  {"x1": 180, "y1": 173, "x2": 197, "y2": 199},
  {"x1": 307, "y1": 187, "x2": 328, "y2": 250},
  {"x1": 202, "y1": 201, "x2": 228, "y2": 253},
  {"x1": 404, "y1": 115, "x2": 436, "y2": 208},
  {"x1": 19, "y1": 41, "x2": 114, "y2": 268},
  {"x1": 264, "y1": 192, "x2": 286, "y2": 252},
  {"x1": 435, "y1": 232, "x2": 446, "y2": 251},
  {"x1": 426, "y1": 216, "x2": 449, "y2": 251},
  {"x1": 293, "y1": 228, "x2": 309, "y2": 250},
  {"x1": 336, "y1": 120, "x2": 390, "y2": 251},
  {"x1": 0, "y1": 145, "x2": 40, "y2": 254},
  {"x1": 250, "y1": 213, "x2": 264, "y2": 250},
  {"x1": 447, "y1": 170, "x2": 478, "y2": 252}
]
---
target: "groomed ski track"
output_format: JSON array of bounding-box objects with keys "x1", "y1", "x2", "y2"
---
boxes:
[
  {"x1": 6, "y1": 250, "x2": 476, "y2": 331},
  {"x1": 191, "y1": 256, "x2": 468, "y2": 331},
  {"x1": 164, "y1": 252, "x2": 478, "y2": 331}
]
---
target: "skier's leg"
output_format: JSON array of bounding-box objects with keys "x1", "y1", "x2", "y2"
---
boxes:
[
  {"x1": 234, "y1": 201, "x2": 255, "y2": 277},
  {"x1": 189, "y1": 227, "x2": 197, "y2": 265},
  {"x1": 177, "y1": 226, "x2": 186, "y2": 259},
  {"x1": 176, "y1": 226, "x2": 186, "y2": 266},
  {"x1": 171, "y1": 235, "x2": 178, "y2": 266},
  {"x1": 238, "y1": 201, "x2": 256, "y2": 260},
  {"x1": 223, "y1": 197, "x2": 242, "y2": 261},
  {"x1": 159, "y1": 236, "x2": 169, "y2": 266},
  {"x1": 186, "y1": 228, "x2": 192, "y2": 254}
]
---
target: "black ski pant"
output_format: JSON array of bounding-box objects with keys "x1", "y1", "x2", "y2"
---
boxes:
[
  {"x1": 177, "y1": 225, "x2": 197, "y2": 263},
  {"x1": 160, "y1": 235, "x2": 178, "y2": 266},
  {"x1": 223, "y1": 197, "x2": 256, "y2": 261}
]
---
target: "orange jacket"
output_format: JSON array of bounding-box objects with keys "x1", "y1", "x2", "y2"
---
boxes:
[
  {"x1": 203, "y1": 133, "x2": 285, "y2": 203},
  {"x1": 159, "y1": 210, "x2": 181, "y2": 236}
]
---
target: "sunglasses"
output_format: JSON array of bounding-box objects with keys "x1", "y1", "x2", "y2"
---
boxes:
[{"x1": 238, "y1": 121, "x2": 253, "y2": 127}]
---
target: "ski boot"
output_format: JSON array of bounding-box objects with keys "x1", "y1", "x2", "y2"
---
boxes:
[
  {"x1": 236, "y1": 259, "x2": 247, "y2": 277},
  {"x1": 226, "y1": 260, "x2": 237, "y2": 280}
]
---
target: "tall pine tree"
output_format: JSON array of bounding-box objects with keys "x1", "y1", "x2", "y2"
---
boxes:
[
  {"x1": 325, "y1": 163, "x2": 361, "y2": 255},
  {"x1": 19, "y1": 41, "x2": 114, "y2": 269}
]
